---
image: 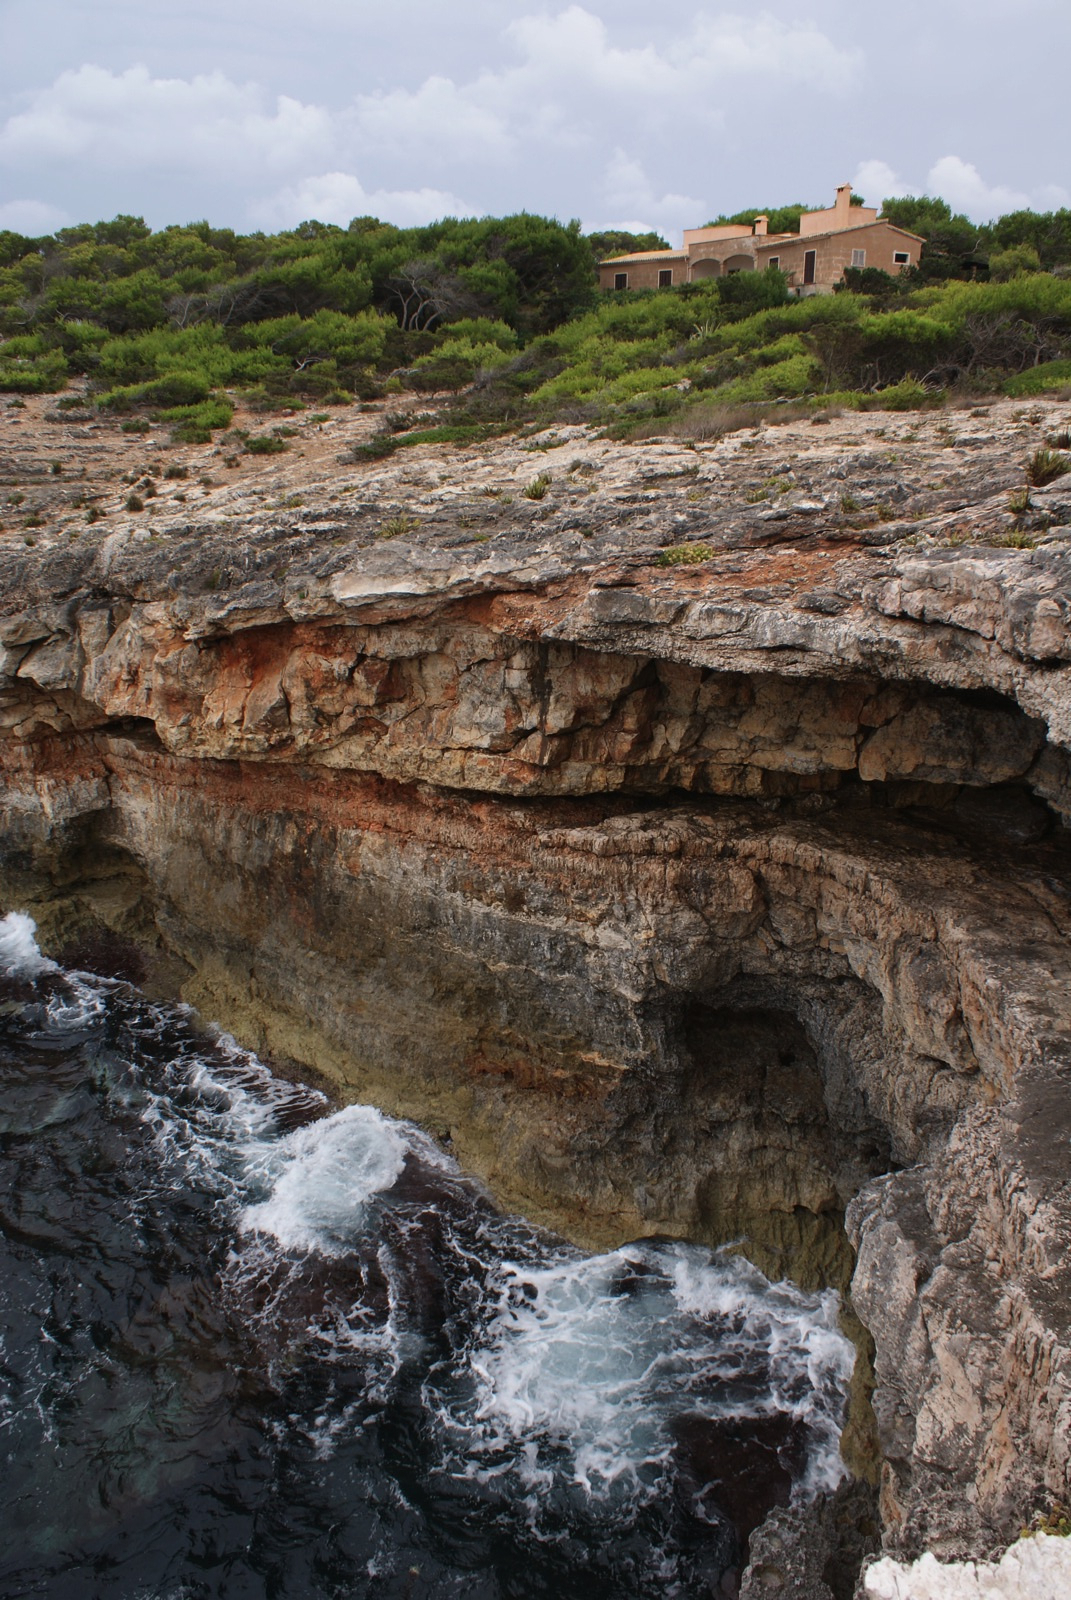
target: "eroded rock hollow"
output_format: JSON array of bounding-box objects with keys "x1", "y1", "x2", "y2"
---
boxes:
[{"x1": 3, "y1": 396, "x2": 1070, "y2": 1574}]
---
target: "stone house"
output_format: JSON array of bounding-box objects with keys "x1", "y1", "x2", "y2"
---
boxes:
[{"x1": 598, "y1": 185, "x2": 924, "y2": 295}]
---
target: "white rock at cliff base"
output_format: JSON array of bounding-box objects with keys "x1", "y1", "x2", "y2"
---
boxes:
[{"x1": 864, "y1": 1534, "x2": 1071, "y2": 1599}]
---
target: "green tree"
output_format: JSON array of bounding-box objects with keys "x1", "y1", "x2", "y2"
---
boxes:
[
  {"x1": 586, "y1": 230, "x2": 670, "y2": 262},
  {"x1": 988, "y1": 244, "x2": 1044, "y2": 282},
  {"x1": 879, "y1": 196, "x2": 984, "y2": 282}
]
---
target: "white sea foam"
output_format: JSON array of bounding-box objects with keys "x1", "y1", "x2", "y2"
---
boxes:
[
  {"x1": 8, "y1": 940, "x2": 852, "y2": 1525},
  {"x1": 0, "y1": 910, "x2": 108, "y2": 1033},
  {"x1": 445, "y1": 1240, "x2": 854, "y2": 1502},
  {"x1": 0, "y1": 912, "x2": 57, "y2": 977},
  {"x1": 239, "y1": 1104, "x2": 409, "y2": 1255}
]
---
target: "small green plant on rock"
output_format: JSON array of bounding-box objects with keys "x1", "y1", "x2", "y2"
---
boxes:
[
  {"x1": 657, "y1": 542, "x2": 715, "y2": 566},
  {"x1": 1026, "y1": 447, "x2": 1071, "y2": 486},
  {"x1": 378, "y1": 513, "x2": 418, "y2": 540},
  {"x1": 245, "y1": 434, "x2": 288, "y2": 455},
  {"x1": 1008, "y1": 487, "x2": 1033, "y2": 515},
  {"x1": 523, "y1": 473, "x2": 552, "y2": 500},
  {"x1": 990, "y1": 527, "x2": 1039, "y2": 548},
  {"x1": 1022, "y1": 1503, "x2": 1071, "y2": 1539},
  {"x1": 125, "y1": 493, "x2": 144, "y2": 512}
]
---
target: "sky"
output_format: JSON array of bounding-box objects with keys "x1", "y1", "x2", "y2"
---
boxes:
[{"x1": 0, "y1": 0, "x2": 1068, "y2": 242}]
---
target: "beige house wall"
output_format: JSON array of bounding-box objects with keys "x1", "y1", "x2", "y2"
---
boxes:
[
  {"x1": 597, "y1": 254, "x2": 687, "y2": 292},
  {"x1": 599, "y1": 224, "x2": 922, "y2": 295},
  {"x1": 798, "y1": 184, "x2": 878, "y2": 236},
  {"x1": 682, "y1": 224, "x2": 754, "y2": 246},
  {"x1": 761, "y1": 221, "x2": 921, "y2": 290}
]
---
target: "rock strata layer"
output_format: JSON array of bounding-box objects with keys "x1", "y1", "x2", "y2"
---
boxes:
[{"x1": 2, "y1": 393, "x2": 1071, "y2": 1575}]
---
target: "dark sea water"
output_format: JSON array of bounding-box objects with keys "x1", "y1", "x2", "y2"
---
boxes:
[{"x1": 0, "y1": 912, "x2": 853, "y2": 1600}]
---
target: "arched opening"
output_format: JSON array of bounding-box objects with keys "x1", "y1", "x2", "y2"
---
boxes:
[
  {"x1": 689, "y1": 258, "x2": 722, "y2": 280},
  {"x1": 722, "y1": 254, "x2": 756, "y2": 274}
]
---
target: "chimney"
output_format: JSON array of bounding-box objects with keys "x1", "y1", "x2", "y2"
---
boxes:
[
  {"x1": 754, "y1": 214, "x2": 768, "y2": 237},
  {"x1": 835, "y1": 184, "x2": 853, "y2": 217}
]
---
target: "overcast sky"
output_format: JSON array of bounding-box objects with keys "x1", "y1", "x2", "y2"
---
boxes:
[{"x1": 0, "y1": 0, "x2": 1068, "y2": 241}]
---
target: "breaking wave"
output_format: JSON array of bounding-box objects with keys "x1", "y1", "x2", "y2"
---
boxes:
[{"x1": 0, "y1": 912, "x2": 856, "y2": 1598}]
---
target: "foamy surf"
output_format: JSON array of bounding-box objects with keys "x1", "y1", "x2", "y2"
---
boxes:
[
  {"x1": 0, "y1": 909, "x2": 860, "y2": 1596},
  {"x1": 429, "y1": 1240, "x2": 852, "y2": 1507},
  {"x1": 0, "y1": 912, "x2": 58, "y2": 977},
  {"x1": 239, "y1": 1105, "x2": 409, "y2": 1254}
]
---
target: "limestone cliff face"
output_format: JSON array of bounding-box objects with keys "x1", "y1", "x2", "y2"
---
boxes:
[{"x1": 2, "y1": 394, "x2": 1071, "y2": 1568}]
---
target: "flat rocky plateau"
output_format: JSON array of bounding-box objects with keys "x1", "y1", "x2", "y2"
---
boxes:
[{"x1": 3, "y1": 389, "x2": 1071, "y2": 1593}]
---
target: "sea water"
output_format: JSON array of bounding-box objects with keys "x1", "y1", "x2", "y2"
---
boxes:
[{"x1": 0, "y1": 912, "x2": 854, "y2": 1598}]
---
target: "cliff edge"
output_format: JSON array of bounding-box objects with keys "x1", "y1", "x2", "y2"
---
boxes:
[{"x1": 2, "y1": 391, "x2": 1070, "y2": 1575}]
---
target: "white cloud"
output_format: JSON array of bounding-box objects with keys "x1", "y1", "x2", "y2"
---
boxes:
[
  {"x1": 0, "y1": 11, "x2": 864, "y2": 229},
  {"x1": 0, "y1": 64, "x2": 333, "y2": 175},
  {"x1": 926, "y1": 156, "x2": 1029, "y2": 220},
  {"x1": 346, "y1": 7, "x2": 861, "y2": 164},
  {"x1": 681, "y1": 12, "x2": 862, "y2": 90},
  {"x1": 349, "y1": 75, "x2": 511, "y2": 163},
  {"x1": 251, "y1": 171, "x2": 470, "y2": 230},
  {"x1": 853, "y1": 154, "x2": 1070, "y2": 222},
  {"x1": 0, "y1": 197, "x2": 68, "y2": 233},
  {"x1": 851, "y1": 159, "x2": 910, "y2": 208},
  {"x1": 596, "y1": 151, "x2": 705, "y2": 242}
]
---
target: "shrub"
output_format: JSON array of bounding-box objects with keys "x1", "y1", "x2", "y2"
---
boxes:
[
  {"x1": 1005, "y1": 360, "x2": 1071, "y2": 397},
  {"x1": 378, "y1": 513, "x2": 418, "y2": 539},
  {"x1": 988, "y1": 244, "x2": 1043, "y2": 282},
  {"x1": 0, "y1": 356, "x2": 68, "y2": 393},
  {"x1": 162, "y1": 397, "x2": 234, "y2": 443},
  {"x1": 244, "y1": 434, "x2": 288, "y2": 454},
  {"x1": 125, "y1": 493, "x2": 144, "y2": 512},
  {"x1": 523, "y1": 473, "x2": 551, "y2": 500},
  {"x1": 351, "y1": 422, "x2": 507, "y2": 462},
  {"x1": 657, "y1": 542, "x2": 714, "y2": 565},
  {"x1": 164, "y1": 464, "x2": 188, "y2": 479},
  {"x1": 1026, "y1": 447, "x2": 1071, "y2": 485},
  {"x1": 100, "y1": 371, "x2": 211, "y2": 410},
  {"x1": 859, "y1": 378, "x2": 944, "y2": 411},
  {"x1": 120, "y1": 418, "x2": 151, "y2": 434}
]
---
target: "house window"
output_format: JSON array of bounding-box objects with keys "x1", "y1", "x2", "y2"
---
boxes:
[
  {"x1": 803, "y1": 250, "x2": 817, "y2": 285},
  {"x1": 851, "y1": 249, "x2": 866, "y2": 268},
  {"x1": 893, "y1": 251, "x2": 910, "y2": 265},
  {"x1": 767, "y1": 256, "x2": 780, "y2": 270},
  {"x1": 614, "y1": 272, "x2": 628, "y2": 290},
  {"x1": 658, "y1": 268, "x2": 673, "y2": 287}
]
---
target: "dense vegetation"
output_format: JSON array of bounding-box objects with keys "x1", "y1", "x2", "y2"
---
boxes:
[{"x1": 2, "y1": 195, "x2": 1070, "y2": 446}]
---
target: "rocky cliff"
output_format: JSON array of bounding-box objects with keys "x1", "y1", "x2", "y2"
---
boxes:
[{"x1": 2, "y1": 391, "x2": 1071, "y2": 1580}]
